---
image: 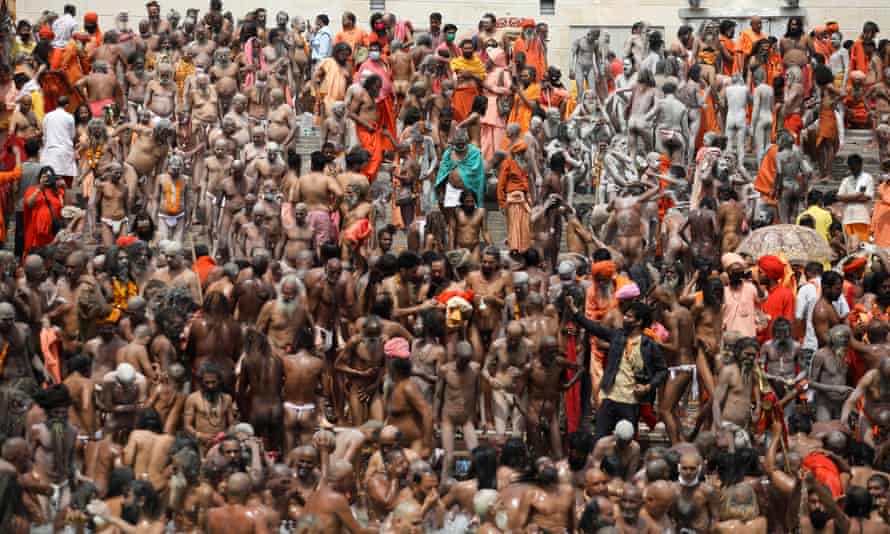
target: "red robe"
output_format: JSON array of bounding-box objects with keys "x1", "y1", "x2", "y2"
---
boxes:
[{"x1": 23, "y1": 185, "x2": 64, "y2": 255}]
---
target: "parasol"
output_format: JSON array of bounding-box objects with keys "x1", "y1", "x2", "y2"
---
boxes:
[{"x1": 736, "y1": 224, "x2": 832, "y2": 264}]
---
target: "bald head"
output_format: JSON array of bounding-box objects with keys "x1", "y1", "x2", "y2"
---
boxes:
[
  {"x1": 226, "y1": 472, "x2": 251, "y2": 501},
  {"x1": 645, "y1": 480, "x2": 677, "y2": 518},
  {"x1": 24, "y1": 254, "x2": 43, "y2": 272},
  {"x1": 327, "y1": 459, "x2": 354, "y2": 484}
]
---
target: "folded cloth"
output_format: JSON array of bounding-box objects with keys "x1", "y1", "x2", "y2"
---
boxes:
[
  {"x1": 384, "y1": 337, "x2": 410, "y2": 359},
  {"x1": 615, "y1": 282, "x2": 640, "y2": 301}
]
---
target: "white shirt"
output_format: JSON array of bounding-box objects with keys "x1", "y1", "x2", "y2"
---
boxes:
[
  {"x1": 51, "y1": 14, "x2": 78, "y2": 48},
  {"x1": 838, "y1": 172, "x2": 874, "y2": 226},
  {"x1": 795, "y1": 277, "x2": 850, "y2": 351},
  {"x1": 40, "y1": 108, "x2": 77, "y2": 177}
]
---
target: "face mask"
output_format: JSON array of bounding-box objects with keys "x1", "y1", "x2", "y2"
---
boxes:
[
  {"x1": 445, "y1": 33, "x2": 455, "y2": 42},
  {"x1": 463, "y1": 51, "x2": 473, "y2": 59},
  {"x1": 369, "y1": 51, "x2": 381, "y2": 60},
  {"x1": 374, "y1": 23, "x2": 385, "y2": 31},
  {"x1": 486, "y1": 47, "x2": 498, "y2": 57},
  {"x1": 524, "y1": 30, "x2": 535, "y2": 39},
  {"x1": 729, "y1": 271, "x2": 744, "y2": 285}
]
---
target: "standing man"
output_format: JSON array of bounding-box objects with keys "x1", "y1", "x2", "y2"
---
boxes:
[
  {"x1": 569, "y1": 299, "x2": 666, "y2": 440},
  {"x1": 514, "y1": 19, "x2": 546, "y2": 82},
  {"x1": 837, "y1": 154, "x2": 874, "y2": 245},
  {"x1": 311, "y1": 14, "x2": 334, "y2": 64},
  {"x1": 736, "y1": 16, "x2": 767, "y2": 76},
  {"x1": 40, "y1": 96, "x2": 76, "y2": 185}
]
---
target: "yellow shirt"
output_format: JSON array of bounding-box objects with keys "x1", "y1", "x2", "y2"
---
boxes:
[
  {"x1": 796, "y1": 205, "x2": 833, "y2": 243},
  {"x1": 605, "y1": 335, "x2": 643, "y2": 405}
]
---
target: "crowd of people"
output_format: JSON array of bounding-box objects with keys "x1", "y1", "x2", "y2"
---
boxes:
[{"x1": 3, "y1": 1, "x2": 890, "y2": 532}]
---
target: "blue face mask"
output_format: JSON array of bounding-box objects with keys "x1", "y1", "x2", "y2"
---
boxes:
[{"x1": 369, "y1": 51, "x2": 381, "y2": 60}]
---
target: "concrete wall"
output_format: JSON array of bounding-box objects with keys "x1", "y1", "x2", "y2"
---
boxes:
[{"x1": 19, "y1": 0, "x2": 890, "y2": 72}]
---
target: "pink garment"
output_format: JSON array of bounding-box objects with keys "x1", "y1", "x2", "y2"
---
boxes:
[
  {"x1": 306, "y1": 209, "x2": 338, "y2": 245},
  {"x1": 242, "y1": 37, "x2": 267, "y2": 91},
  {"x1": 723, "y1": 282, "x2": 760, "y2": 337},
  {"x1": 280, "y1": 202, "x2": 295, "y2": 229},
  {"x1": 394, "y1": 20, "x2": 413, "y2": 43},
  {"x1": 481, "y1": 48, "x2": 510, "y2": 160},
  {"x1": 357, "y1": 59, "x2": 393, "y2": 101},
  {"x1": 40, "y1": 327, "x2": 62, "y2": 384}
]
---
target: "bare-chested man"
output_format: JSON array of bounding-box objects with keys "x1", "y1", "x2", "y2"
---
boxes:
[
  {"x1": 675, "y1": 450, "x2": 720, "y2": 533},
  {"x1": 75, "y1": 61, "x2": 123, "y2": 118},
  {"x1": 145, "y1": 63, "x2": 178, "y2": 120},
  {"x1": 452, "y1": 190, "x2": 490, "y2": 262},
  {"x1": 716, "y1": 185, "x2": 745, "y2": 254},
  {"x1": 467, "y1": 246, "x2": 511, "y2": 352},
  {"x1": 626, "y1": 68, "x2": 658, "y2": 164},
  {"x1": 267, "y1": 88, "x2": 296, "y2": 147},
  {"x1": 123, "y1": 408, "x2": 175, "y2": 492},
  {"x1": 516, "y1": 457, "x2": 575, "y2": 533},
  {"x1": 151, "y1": 241, "x2": 201, "y2": 304},
  {"x1": 280, "y1": 326, "x2": 327, "y2": 451},
  {"x1": 209, "y1": 47, "x2": 240, "y2": 114},
  {"x1": 646, "y1": 79, "x2": 689, "y2": 165},
  {"x1": 336, "y1": 316, "x2": 387, "y2": 426},
  {"x1": 608, "y1": 181, "x2": 660, "y2": 266},
  {"x1": 147, "y1": 362, "x2": 187, "y2": 435},
  {"x1": 184, "y1": 362, "x2": 236, "y2": 454},
  {"x1": 713, "y1": 336, "x2": 760, "y2": 433},
  {"x1": 435, "y1": 341, "x2": 480, "y2": 478},
  {"x1": 303, "y1": 460, "x2": 377, "y2": 533},
  {"x1": 237, "y1": 330, "x2": 285, "y2": 451},
  {"x1": 206, "y1": 472, "x2": 269, "y2": 534},
  {"x1": 256, "y1": 275, "x2": 310, "y2": 353},
  {"x1": 387, "y1": 352, "x2": 434, "y2": 455},
  {"x1": 30, "y1": 385, "x2": 79, "y2": 524},
  {"x1": 485, "y1": 321, "x2": 531, "y2": 439},
  {"x1": 93, "y1": 162, "x2": 129, "y2": 246},
  {"x1": 681, "y1": 196, "x2": 721, "y2": 273},
  {"x1": 291, "y1": 151, "x2": 345, "y2": 252},
  {"x1": 811, "y1": 324, "x2": 854, "y2": 422}
]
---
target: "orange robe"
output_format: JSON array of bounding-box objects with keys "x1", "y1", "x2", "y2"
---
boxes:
[
  {"x1": 497, "y1": 152, "x2": 531, "y2": 253},
  {"x1": 696, "y1": 89, "x2": 720, "y2": 149},
  {"x1": 23, "y1": 185, "x2": 64, "y2": 255},
  {"x1": 357, "y1": 122, "x2": 384, "y2": 182},
  {"x1": 872, "y1": 182, "x2": 890, "y2": 247},
  {"x1": 0, "y1": 165, "x2": 22, "y2": 242},
  {"x1": 505, "y1": 83, "x2": 540, "y2": 138},
  {"x1": 816, "y1": 105, "x2": 839, "y2": 149},
  {"x1": 57, "y1": 41, "x2": 87, "y2": 87},
  {"x1": 736, "y1": 29, "x2": 766, "y2": 72},
  {"x1": 850, "y1": 39, "x2": 868, "y2": 75},
  {"x1": 766, "y1": 52, "x2": 783, "y2": 87},
  {"x1": 334, "y1": 28, "x2": 368, "y2": 53},
  {"x1": 719, "y1": 35, "x2": 738, "y2": 75},
  {"x1": 451, "y1": 84, "x2": 479, "y2": 123},
  {"x1": 754, "y1": 144, "x2": 778, "y2": 201},
  {"x1": 512, "y1": 37, "x2": 547, "y2": 81}
]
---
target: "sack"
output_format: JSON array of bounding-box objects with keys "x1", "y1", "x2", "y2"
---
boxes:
[{"x1": 497, "y1": 70, "x2": 513, "y2": 118}]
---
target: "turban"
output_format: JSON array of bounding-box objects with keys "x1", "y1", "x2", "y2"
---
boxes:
[
  {"x1": 826, "y1": 21, "x2": 839, "y2": 33},
  {"x1": 758, "y1": 255, "x2": 785, "y2": 280},
  {"x1": 843, "y1": 257, "x2": 867, "y2": 274},
  {"x1": 84, "y1": 12, "x2": 99, "y2": 24},
  {"x1": 722, "y1": 253, "x2": 745, "y2": 270},
  {"x1": 521, "y1": 18, "x2": 536, "y2": 28},
  {"x1": 615, "y1": 282, "x2": 640, "y2": 301},
  {"x1": 590, "y1": 260, "x2": 617, "y2": 279},
  {"x1": 117, "y1": 236, "x2": 139, "y2": 247},
  {"x1": 34, "y1": 384, "x2": 73, "y2": 410},
  {"x1": 38, "y1": 26, "x2": 55, "y2": 40},
  {"x1": 384, "y1": 337, "x2": 410, "y2": 359}
]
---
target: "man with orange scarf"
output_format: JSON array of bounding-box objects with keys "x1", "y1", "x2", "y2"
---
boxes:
[
  {"x1": 736, "y1": 16, "x2": 767, "y2": 77},
  {"x1": 583, "y1": 255, "x2": 632, "y2": 407},
  {"x1": 450, "y1": 39, "x2": 486, "y2": 123},
  {"x1": 348, "y1": 73, "x2": 396, "y2": 182},
  {"x1": 497, "y1": 148, "x2": 531, "y2": 255},
  {"x1": 507, "y1": 66, "x2": 540, "y2": 138},
  {"x1": 718, "y1": 20, "x2": 738, "y2": 75},
  {"x1": 357, "y1": 41, "x2": 396, "y2": 150},
  {"x1": 758, "y1": 255, "x2": 794, "y2": 342},
  {"x1": 513, "y1": 19, "x2": 547, "y2": 83},
  {"x1": 850, "y1": 21, "x2": 879, "y2": 76}
]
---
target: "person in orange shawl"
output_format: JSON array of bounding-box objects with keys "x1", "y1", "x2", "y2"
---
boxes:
[
  {"x1": 814, "y1": 65, "x2": 842, "y2": 181},
  {"x1": 845, "y1": 71, "x2": 870, "y2": 128},
  {"x1": 506, "y1": 66, "x2": 540, "y2": 138},
  {"x1": 872, "y1": 162, "x2": 890, "y2": 247},
  {"x1": 584, "y1": 257, "x2": 632, "y2": 408},
  {"x1": 0, "y1": 147, "x2": 23, "y2": 243},
  {"x1": 23, "y1": 166, "x2": 65, "y2": 255},
  {"x1": 348, "y1": 74, "x2": 397, "y2": 182},
  {"x1": 513, "y1": 19, "x2": 546, "y2": 83},
  {"x1": 334, "y1": 12, "x2": 367, "y2": 60},
  {"x1": 55, "y1": 33, "x2": 90, "y2": 91},
  {"x1": 450, "y1": 39, "x2": 486, "y2": 123},
  {"x1": 357, "y1": 41, "x2": 397, "y2": 150},
  {"x1": 736, "y1": 16, "x2": 767, "y2": 76},
  {"x1": 812, "y1": 26, "x2": 833, "y2": 63},
  {"x1": 312, "y1": 42, "x2": 352, "y2": 119},
  {"x1": 754, "y1": 130, "x2": 790, "y2": 209},
  {"x1": 718, "y1": 20, "x2": 739, "y2": 76},
  {"x1": 497, "y1": 149, "x2": 531, "y2": 254},
  {"x1": 82, "y1": 12, "x2": 103, "y2": 54},
  {"x1": 850, "y1": 22, "x2": 879, "y2": 76},
  {"x1": 758, "y1": 255, "x2": 794, "y2": 342}
]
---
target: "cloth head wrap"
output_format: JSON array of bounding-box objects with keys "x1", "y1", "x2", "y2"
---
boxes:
[
  {"x1": 757, "y1": 255, "x2": 785, "y2": 280},
  {"x1": 590, "y1": 260, "x2": 617, "y2": 279}
]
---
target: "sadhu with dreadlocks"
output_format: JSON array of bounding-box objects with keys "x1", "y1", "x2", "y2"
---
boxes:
[{"x1": 29, "y1": 384, "x2": 78, "y2": 529}]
